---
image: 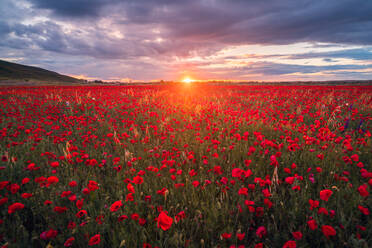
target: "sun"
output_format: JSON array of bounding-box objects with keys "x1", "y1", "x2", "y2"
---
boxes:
[{"x1": 182, "y1": 77, "x2": 195, "y2": 84}]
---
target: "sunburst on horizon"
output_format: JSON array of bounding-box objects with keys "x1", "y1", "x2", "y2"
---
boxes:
[{"x1": 181, "y1": 77, "x2": 195, "y2": 84}]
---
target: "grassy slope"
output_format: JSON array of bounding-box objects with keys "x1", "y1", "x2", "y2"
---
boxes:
[{"x1": 0, "y1": 59, "x2": 82, "y2": 84}]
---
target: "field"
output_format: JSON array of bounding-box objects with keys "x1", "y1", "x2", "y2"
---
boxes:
[{"x1": 0, "y1": 85, "x2": 371, "y2": 247}]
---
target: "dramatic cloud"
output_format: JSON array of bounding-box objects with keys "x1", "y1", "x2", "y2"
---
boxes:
[
  {"x1": 28, "y1": 0, "x2": 118, "y2": 17},
  {"x1": 26, "y1": 0, "x2": 372, "y2": 45},
  {"x1": 0, "y1": 0, "x2": 371, "y2": 80},
  {"x1": 288, "y1": 48, "x2": 372, "y2": 61}
]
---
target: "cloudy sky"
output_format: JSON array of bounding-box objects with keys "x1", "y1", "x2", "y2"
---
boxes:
[{"x1": 1, "y1": 0, "x2": 372, "y2": 81}]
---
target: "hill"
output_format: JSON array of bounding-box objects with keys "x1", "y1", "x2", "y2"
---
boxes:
[{"x1": 0, "y1": 59, "x2": 83, "y2": 85}]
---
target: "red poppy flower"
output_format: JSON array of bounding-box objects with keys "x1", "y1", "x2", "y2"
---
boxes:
[
  {"x1": 131, "y1": 213, "x2": 139, "y2": 221},
  {"x1": 236, "y1": 232, "x2": 245, "y2": 241},
  {"x1": 110, "y1": 200, "x2": 123, "y2": 212},
  {"x1": 118, "y1": 215, "x2": 128, "y2": 222},
  {"x1": 8, "y1": 202, "x2": 24, "y2": 214},
  {"x1": 50, "y1": 161, "x2": 59, "y2": 168},
  {"x1": 157, "y1": 187, "x2": 168, "y2": 196},
  {"x1": 358, "y1": 205, "x2": 370, "y2": 215},
  {"x1": 320, "y1": 189, "x2": 333, "y2": 201},
  {"x1": 0, "y1": 181, "x2": 9, "y2": 189},
  {"x1": 262, "y1": 188, "x2": 271, "y2": 198},
  {"x1": 350, "y1": 154, "x2": 359, "y2": 161},
  {"x1": 21, "y1": 193, "x2": 33, "y2": 199},
  {"x1": 316, "y1": 154, "x2": 324, "y2": 160},
  {"x1": 322, "y1": 225, "x2": 336, "y2": 238},
  {"x1": 318, "y1": 207, "x2": 329, "y2": 216},
  {"x1": 96, "y1": 214, "x2": 104, "y2": 224},
  {"x1": 357, "y1": 184, "x2": 369, "y2": 197},
  {"x1": 307, "y1": 219, "x2": 317, "y2": 230},
  {"x1": 0, "y1": 197, "x2": 8, "y2": 205},
  {"x1": 238, "y1": 187, "x2": 248, "y2": 196},
  {"x1": 127, "y1": 183, "x2": 135, "y2": 193},
  {"x1": 68, "y1": 194, "x2": 76, "y2": 201},
  {"x1": 46, "y1": 229, "x2": 58, "y2": 239},
  {"x1": 126, "y1": 193, "x2": 134, "y2": 201},
  {"x1": 69, "y1": 181, "x2": 77, "y2": 187},
  {"x1": 47, "y1": 176, "x2": 59, "y2": 185},
  {"x1": 175, "y1": 210, "x2": 186, "y2": 222},
  {"x1": 132, "y1": 176, "x2": 144, "y2": 184},
  {"x1": 231, "y1": 168, "x2": 243, "y2": 178},
  {"x1": 192, "y1": 181, "x2": 200, "y2": 187},
  {"x1": 67, "y1": 221, "x2": 76, "y2": 229},
  {"x1": 309, "y1": 199, "x2": 319, "y2": 210},
  {"x1": 9, "y1": 184, "x2": 20, "y2": 194},
  {"x1": 264, "y1": 198, "x2": 273, "y2": 208},
  {"x1": 87, "y1": 180, "x2": 99, "y2": 192},
  {"x1": 256, "y1": 226, "x2": 267, "y2": 238},
  {"x1": 283, "y1": 240, "x2": 296, "y2": 248},
  {"x1": 82, "y1": 188, "x2": 90, "y2": 194},
  {"x1": 64, "y1": 237, "x2": 75, "y2": 247},
  {"x1": 285, "y1": 177, "x2": 295, "y2": 185},
  {"x1": 292, "y1": 231, "x2": 302, "y2": 240},
  {"x1": 40, "y1": 229, "x2": 58, "y2": 240},
  {"x1": 157, "y1": 211, "x2": 173, "y2": 231},
  {"x1": 54, "y1": 206, "x2": 68, "y2": 213},
  {"x1": 139, "y1": 218, "x2": 146, "y2": 226},
  {"x1": 88, "y1": 234, "x2": 101, "y2": 246},
  {"x1": 76, "y1": 199, "x2": 84, "y2": 209},
  {"x1": 21, "y1": 178, "x2": 30, "y2": 185},
  {"x1": 221, "y1": 233, "x2": 231, "y2": 239},
  {"x1": 76, "y1": 210, "x2": 87, "y2": 218},
  {"x1": 61, "y1": 191, "x2": 72, "y2": 197}
]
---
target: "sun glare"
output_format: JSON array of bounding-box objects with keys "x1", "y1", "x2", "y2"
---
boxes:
[{"x1": 182, "y1": 77, "x2": 195, "y2": 84}]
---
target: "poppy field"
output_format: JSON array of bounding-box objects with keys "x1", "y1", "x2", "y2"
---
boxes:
[{"x1": 0, "y1": 84, "x2": 371, "y2": 247}]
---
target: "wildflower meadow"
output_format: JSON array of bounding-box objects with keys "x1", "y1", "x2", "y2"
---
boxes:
[{"x1": 0, "y1": 85, "x2": 371, "y2": 247}]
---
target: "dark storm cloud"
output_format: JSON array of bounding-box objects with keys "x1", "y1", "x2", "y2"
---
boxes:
[
  {"x1": 2, "y1": 0, "x2": 371, "y2": 60},
  {"x1": 27, "y1": 0, "x2": 119, "y2": 17},
  {"x1": 1, "y1": 20, "x2": 130, "y2": 59},
  {"x1": 26, "y1": 0, "x2": 372, "y2": 45},
  {"x1": 115, "y1": 0, "x2": 372, "y2": 45},
  {"x1": 0, "y1": 21, "x2": 68, "y2": 51}
]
